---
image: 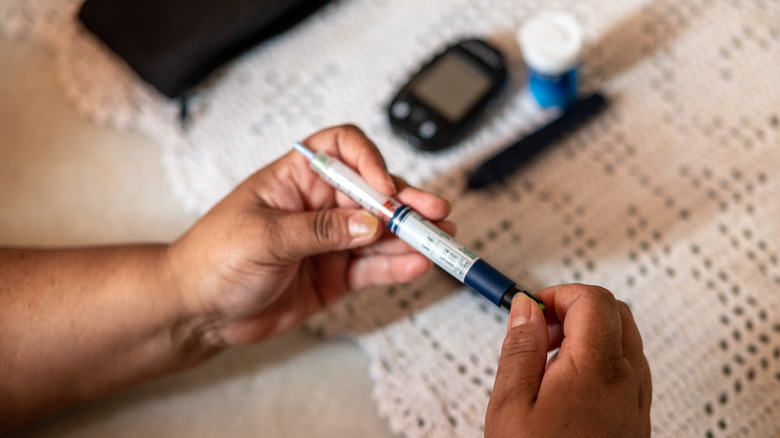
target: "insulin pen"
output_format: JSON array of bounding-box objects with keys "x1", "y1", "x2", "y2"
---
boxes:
[{"x1": 293, "y1": 142, "x2": 545, "y2": 312}]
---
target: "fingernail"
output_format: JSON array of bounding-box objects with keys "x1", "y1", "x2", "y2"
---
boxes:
[
  {"x1": 510, "y1": 293, "x2": 533, "y2": 328},
  {"x1": 349, "y1": 211, "x2": 379, "y2": 238}
]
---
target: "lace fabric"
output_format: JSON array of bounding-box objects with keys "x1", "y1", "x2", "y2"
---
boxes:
[{"x1": 3, "y1": 0, "x2": 780, "y2": 436}]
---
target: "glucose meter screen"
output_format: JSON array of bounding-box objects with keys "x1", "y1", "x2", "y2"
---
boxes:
[{"x1": 411, "y1": 52, "x2": 491, "y2": 123}]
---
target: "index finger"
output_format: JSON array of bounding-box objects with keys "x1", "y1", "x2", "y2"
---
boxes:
[
  {"x1": 537, "y1": 284, "x2": 626, "y2": 370},
  {"x1": 302, "y1": 124, "x2": 396, "y2": 196}
]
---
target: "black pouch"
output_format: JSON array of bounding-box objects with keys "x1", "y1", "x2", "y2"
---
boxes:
[{"x1": 78, "y1": 0, "x2": 333, "y2": 98}]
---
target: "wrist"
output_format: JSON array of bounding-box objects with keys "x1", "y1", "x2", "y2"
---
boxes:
[{"x1": 158, "y1": 244, "x2": 224, "y2": 368}]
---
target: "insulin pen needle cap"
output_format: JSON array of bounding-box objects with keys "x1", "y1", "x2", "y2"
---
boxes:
[{"x1": 466, "y1": 92, "x2": 607, "y2": 189}]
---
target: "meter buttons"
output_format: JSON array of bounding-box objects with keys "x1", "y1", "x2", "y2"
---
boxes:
[
  {"x1": 419, "y1": 120, "x2": 437, "y2": 139},
  {"x1": 391, "y1": 100, "x2": 412, "y2": 119}
]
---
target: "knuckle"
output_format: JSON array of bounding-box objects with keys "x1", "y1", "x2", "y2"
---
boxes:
[
  {"x1": 500, "y1": 330, "x2": 543, "y2": 359},
  {"x1": 335, "y1": 123, "x2": 365, "y2": 141},
  {"x1": 574, "y1": 353, "x2": 634, "y2": 389},
  {"x1": 616, "y1": 299, "x2": 634, "y2": 318},
  {"x1": 588, "y1": 284, "x2": 618, "y2": 303},
  {"x1": 574, "y1": 283, "x2": 619, "y2": 310},
  {"x1": 311, "y1": 210, "x2": 337, "y2": 246},
  {"x1": 340, "y1": 123, "x2": 362, "y2": 133},
  {"x1": 606, "y1": 357, "x2": 635, "y2": 383}
]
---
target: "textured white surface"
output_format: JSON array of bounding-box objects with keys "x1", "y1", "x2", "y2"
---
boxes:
[{"x1": 3, "y1": 0, "x2": 780, "y2": 436}]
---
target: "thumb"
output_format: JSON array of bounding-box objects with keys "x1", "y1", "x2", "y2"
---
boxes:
[
  {"x1": 272, "y1": 208, "x2": 381, "y2": 261},
  {"x1": 490, "y1": 293, "x2": 549, "y2": 410}
]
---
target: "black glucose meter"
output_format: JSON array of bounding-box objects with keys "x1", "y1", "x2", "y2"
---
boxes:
[{"x1": 388, "y1": 38, "x2": 507, "y2": 152}]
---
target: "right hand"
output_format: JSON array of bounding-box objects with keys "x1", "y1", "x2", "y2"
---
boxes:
[{"x1": 486, "y1": 284, "x2": 652, "y2": 437}]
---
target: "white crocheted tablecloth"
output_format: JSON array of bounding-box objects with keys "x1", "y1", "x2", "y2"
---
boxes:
[{"x1": 3, "y1": 0, "x2": 780, "y2": 436}]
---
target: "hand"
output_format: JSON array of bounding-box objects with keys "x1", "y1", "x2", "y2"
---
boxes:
[
  {"x1": 486, "y1": 284, "x2": 652, "y2": 437},
  {"x1": 166, "y1": 125, "x2": 451, "y2": 347}
]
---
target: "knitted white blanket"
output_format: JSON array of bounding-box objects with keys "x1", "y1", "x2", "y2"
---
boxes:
[{"x1": 3, "y1": 0, "x2": 779, "y2": 436}]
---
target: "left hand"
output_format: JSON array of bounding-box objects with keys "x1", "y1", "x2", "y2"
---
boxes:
[{"x1": 166, "y1": 125, "x2": 452, "y2": 347}]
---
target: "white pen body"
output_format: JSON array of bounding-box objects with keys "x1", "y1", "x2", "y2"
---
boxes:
[
  {"x1": 303, "y1": 147, "x2": 520, "y2": 308},
  {"x1": 309, "y1": 152, "x2": 400, "y2": 222}
]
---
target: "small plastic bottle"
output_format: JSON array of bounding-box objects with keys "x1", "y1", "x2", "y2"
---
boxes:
[{"x1": 519, "y1": 12, "x2": 584, "y2": 108}]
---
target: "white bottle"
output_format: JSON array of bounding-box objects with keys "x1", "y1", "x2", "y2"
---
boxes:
[{"x1": 519, "y1": 12, "x2": 584, "y2": 108}]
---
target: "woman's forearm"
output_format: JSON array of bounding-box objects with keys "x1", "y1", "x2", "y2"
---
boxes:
[{"x1": 0, "y1": 246, "x2": 218, "y2": 434}]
